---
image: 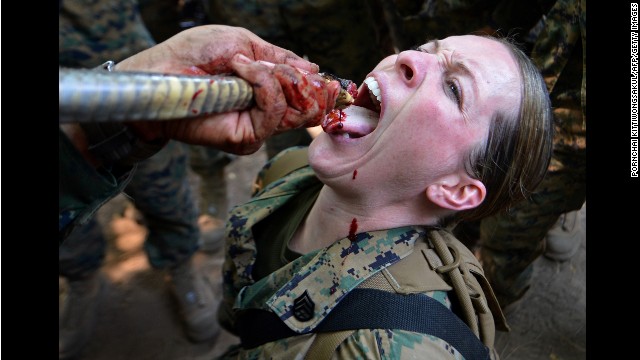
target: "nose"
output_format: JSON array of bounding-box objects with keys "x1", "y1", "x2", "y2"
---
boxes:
[{"x1": 394, "y1": 50, "x2": 428, "y2": 88}]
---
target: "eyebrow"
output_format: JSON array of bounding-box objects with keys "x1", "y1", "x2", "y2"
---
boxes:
[
  {"x1": 418, "y1": 39, "x2": 439, "y2": 52},
  {"x1": 420, "y1": 40, "x2": 472, "y2": 76},
  {"x1": 427, "y1": 39, "x2": 439, "y2": 52},
  {"x1": 422, "y1": 40, "x2": 478, "y2": 112},
  {"x1": 451, "y1": 56, "x2": 475, "y2": 89}
]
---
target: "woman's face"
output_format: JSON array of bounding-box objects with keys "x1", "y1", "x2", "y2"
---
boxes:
[{"x1": 309, "y1": 35, "x2": 522, "y2": 202}]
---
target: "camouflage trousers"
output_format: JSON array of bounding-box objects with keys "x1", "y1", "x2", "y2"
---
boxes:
[
  {"x1": 478, "y1": 145, "x2": 586, "y2": 307},
  {"x1": 188, "y1": 145, "x2": 235, "y2": 218},
  {"x1": 59, "y1": 141, "x2": 201, "y2": 278}
]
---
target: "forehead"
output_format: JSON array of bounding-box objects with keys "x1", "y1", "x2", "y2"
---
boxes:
[
  {"x1": 431, "y1": 35, "x2": 522, "y2": 114},
  {"x1": 424, "y1": 35, "x2": 507, "y2": 53},
  {"x1": 435, "y1": 35, "x2": 519, "y2": 79}
]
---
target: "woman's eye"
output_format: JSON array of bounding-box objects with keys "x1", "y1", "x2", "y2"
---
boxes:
[{"x1": 447, "y1": 80, "x2": 461, "y2": 108}]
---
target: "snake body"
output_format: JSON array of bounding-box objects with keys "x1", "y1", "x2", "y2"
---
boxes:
[
  {"x1": 59, "y1": 68, "x2": 355, "y2": 123},
  {"x1": 59, "y1": 68, "x2": 254, "y2": 123}
]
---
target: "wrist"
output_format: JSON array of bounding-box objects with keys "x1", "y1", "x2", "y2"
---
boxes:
[{"x1": 79, "y1": 122, "x2": 167, "y2": 167}]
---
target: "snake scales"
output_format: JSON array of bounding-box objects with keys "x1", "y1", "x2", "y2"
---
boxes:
[{"x1": 59, "y1": 68, "x2": 355, "y2": 123}]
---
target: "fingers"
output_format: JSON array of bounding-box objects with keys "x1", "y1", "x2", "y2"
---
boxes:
[
  {"x1": 97, "y1": 25, "x2": 340, "y2": 155},
  {"x1": 274, "y1": 66, "x2": 321, "y2": 128},
  {"x1": 247, "y1": 34, "x2": 319, "y2": 74},
  {"x1": 231, "y1": 54, "x2": 340, "y2": 132},
  {"x1": 272, "y1": 64, "x2": 341, "y2": 129},
  {"x1": 230, "y1": 54, "x2": 287, "y2": 142},
  {"x1": 162, "y1": 114, "x2": 264, "y2": 155}
]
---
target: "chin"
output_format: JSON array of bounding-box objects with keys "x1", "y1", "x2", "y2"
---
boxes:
[{"x1": 307, "y1": 137, "x2": 352, "y2": 181}]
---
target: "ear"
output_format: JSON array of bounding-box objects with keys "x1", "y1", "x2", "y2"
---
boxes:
[{"x1": 426, "y1": 175, "x2": 486, "y2": 212}]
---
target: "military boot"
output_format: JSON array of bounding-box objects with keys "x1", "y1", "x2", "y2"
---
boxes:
[
  {"x1": 59, "y1": 272, "x2": 104, "y2": 359},
  {"x1": 169, "y1": 258, "x2": 221, "y2": 342},
  {"x1": 544, "y1": 203, "x2": 586, "y2": 262},
  {"x1": 198, "y1": 214, "x2": 226, "y2": 253}
]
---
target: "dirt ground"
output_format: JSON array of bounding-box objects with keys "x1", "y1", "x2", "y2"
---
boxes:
[{"x1": 59, "y1": 145, "x2": 586, "y2": 360}]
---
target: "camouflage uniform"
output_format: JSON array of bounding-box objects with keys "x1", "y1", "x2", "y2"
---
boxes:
[
  {"x1": 476, "y1": 0, "x2": 586, "y2": 307},
  {"x1": 58, "y1": 126, "x2": 133, "y2": 246},
  {"x1": 389, "y1": 0, "x2": 500, "y2": 50},
  {"x1": 201, "y1": 0, "x2": 395, "y2": 158},
  {"x1": 59, "y1": 140, "x2": 201, "y2": 272},
  {"x1": 384, "y1": 0, "x2": 559, "y2": 52},
  {"x1": 59, "y1": 0, "x2": 156, "y2": 67},
  {"x1": 217, "y1": 148, "x2": 505, "y2": 359},
  {"x1": 137, "y1": 0, "x2": 183, "y2": 43},
  {"x1": 59, "y1": 0, "x2": 200, "y2": 271},
  {"x1": 59, "y1": 0, "x2": 154, "y2": 245},
  {"x1": 188, "y1": 145, "x2": 236, "y2": 220}
]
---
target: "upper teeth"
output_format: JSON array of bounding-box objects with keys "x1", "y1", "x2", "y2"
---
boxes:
[{"x1": 364, "y1": 77, "x2": 381, "y2": 103}]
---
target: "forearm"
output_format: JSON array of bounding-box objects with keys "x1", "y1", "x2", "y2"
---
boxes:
[{"x1": 58, "y1": 127, "x2": 136, "y2": 243}]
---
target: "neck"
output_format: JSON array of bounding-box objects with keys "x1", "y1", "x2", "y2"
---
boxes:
[{"x1": 288, "y1": 185, "x2": 440, "y2": 254}]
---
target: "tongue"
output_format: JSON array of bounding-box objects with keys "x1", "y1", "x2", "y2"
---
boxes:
[{"x1": 322, "y1": 106, "x2": 379, "y2": 137}]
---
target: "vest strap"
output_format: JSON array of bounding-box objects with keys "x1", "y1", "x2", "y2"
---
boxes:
[{"x1": 236, "y1": 288, "x2": 490, "y2": 360}]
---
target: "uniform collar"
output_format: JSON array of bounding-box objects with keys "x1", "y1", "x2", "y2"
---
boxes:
[
  {"x1": 229, "y1": 167, "x2": 427, "y2": 332},
  {"x1": 265, "y1": 226, "x2": 426, "y2": 333}
]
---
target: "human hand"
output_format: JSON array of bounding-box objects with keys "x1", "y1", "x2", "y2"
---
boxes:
[{"x1": 116, "y1": 25, "x2": 341, "y2": 154}]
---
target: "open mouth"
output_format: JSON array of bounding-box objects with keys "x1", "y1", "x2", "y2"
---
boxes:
[{"x1": 322, "y1": 77, "x2": 382, "y2": 138}]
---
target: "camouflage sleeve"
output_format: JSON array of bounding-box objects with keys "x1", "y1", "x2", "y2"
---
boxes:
[
  {"x1": 229, "y1": 328, "x2": 467, "y2": 359},
  {"x1": 59, "y1": 128, "x2": 135, "y2": 243},
  {"x1": 334, "y1": 329, "x2": 465, "y2": 359}
]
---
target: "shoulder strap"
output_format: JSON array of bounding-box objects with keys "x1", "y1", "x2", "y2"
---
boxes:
[
  {"x1": 252, "y1": 146, "x2": 309, "y2": 196},
  {"x1": 304, "y1": 330, "x2": 355, "y2": 360},
  {"x1": 318, "y1": 288, "x2": 491, "y2": 360},
  {"x1": 236, "y1": 288, "x2": 490, "y2": 360}
]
